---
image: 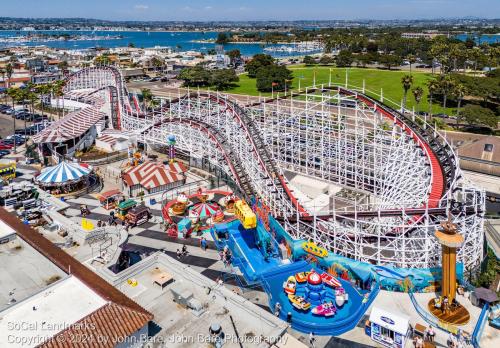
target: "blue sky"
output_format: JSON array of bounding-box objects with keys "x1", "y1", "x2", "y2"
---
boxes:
[{"x1": 2, "y1": 0, "x2": 499, "y2": 21}]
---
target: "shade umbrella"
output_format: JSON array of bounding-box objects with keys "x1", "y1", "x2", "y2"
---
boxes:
[
  {"x1": 474, "y1": 287, "x2": 499, "y2": 303},
  {"x1": 189, "y1": 202, "x2": 221, "y2": 219},
  {"x1": 36, "y1": 161, "x2": 91, "y2": 186}
]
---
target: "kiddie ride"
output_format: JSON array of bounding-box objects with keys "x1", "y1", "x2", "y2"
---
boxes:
[
  {"x1": 284, "y1": 270, "x2": 348, "y2": 317},
  {"x1": 116, "y1": 199, "x2": 151, "y2": 226}
]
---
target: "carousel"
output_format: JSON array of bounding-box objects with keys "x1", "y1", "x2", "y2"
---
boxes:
[{"x1": 35, "y1": 161, "x2": 96, "y2": 197}]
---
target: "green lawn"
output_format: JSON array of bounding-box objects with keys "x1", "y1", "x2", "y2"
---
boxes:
[{"x1": 227, "y1": 66, "x2": 455, "y2": 115}]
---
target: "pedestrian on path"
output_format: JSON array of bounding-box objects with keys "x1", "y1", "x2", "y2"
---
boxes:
[
  {"x1": 200, "y1": 237, "x2": 207, "y2": 251},
  {"x1": 274, "y1": 302, "x2": 281, "y2": 317},
  {"x1": 309, "y1": 332, "x2": 316, "y2": 348}
]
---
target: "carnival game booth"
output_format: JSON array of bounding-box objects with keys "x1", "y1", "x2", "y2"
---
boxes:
[
  {"x1": 368, "y1": 307, "x2": 410, "y2": 348},
  {"x1": 35, "y1": 161, "x2": 94, "y2": 197}
]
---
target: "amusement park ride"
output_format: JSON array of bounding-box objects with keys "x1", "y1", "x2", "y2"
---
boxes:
[{"x1": 60, "y1": 66, "x2": 485, "y2": 277}]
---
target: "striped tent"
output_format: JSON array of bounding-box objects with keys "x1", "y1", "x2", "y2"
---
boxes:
[
  {"x1": 188, "y1": 202, "x2": 221, "y2": 219},
  {"x1": 36, "y1": 161, "x2": 91, "y2": 185}
]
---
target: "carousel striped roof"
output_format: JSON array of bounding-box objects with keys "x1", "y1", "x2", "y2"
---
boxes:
[{"x1": 36, "y1": 161, "x2": 91, "y2": 185}]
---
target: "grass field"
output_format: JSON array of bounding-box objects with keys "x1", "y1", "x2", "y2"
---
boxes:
[{"x1": 227, "y1": 66, "x2": 455, "y2": 115}]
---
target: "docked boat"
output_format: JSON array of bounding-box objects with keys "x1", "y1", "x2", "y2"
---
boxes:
[
  {"x1": 288, "y1": 294, "x2": 311, "y2": 311},
  {"x1": 320, "y1": 272, "x2": 341, "y2": 287},
  {"x1": 302, "y1": 241, "x2": 328, "y2": 258},
  {"x1": 335, "y1": 288, "x2": 349, "y2": 307},
  {"x1": 295, "y1": 271, "x2": 311, "y2": 283},
  {"x1": 283, "y1": 276, "x2": 297, "y2": 295},
  {"x1": 312, "y1": 301, "x2": 336, "y2": 317}
]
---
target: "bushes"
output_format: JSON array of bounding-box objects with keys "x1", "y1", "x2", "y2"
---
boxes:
[
  {"x1": 458, "y1": 104, "x2": 498, "y2": 129},
  {"x1": 245, "y1": 54, "x2": 274, "y2": 78},
  {"x1": 336, "y1": 50, "x2": 354, "y2": 67},
  {"x1": 178, "y1": 66, "x2": 239, "y2": 90},
  {"x1": 255, "y1": 64, "x2": 293, "y2": 92}
]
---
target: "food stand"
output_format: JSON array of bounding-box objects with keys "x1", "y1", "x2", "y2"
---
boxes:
[
  {"x1": 368, "y1": 307, "x2": 410, "y2": 348},
  {"x1": 98, "y1": 189, "x2": 124, "y2": 210},
  {"x1": 125, "y1": 205, "x2": 151, "y2": 226}
]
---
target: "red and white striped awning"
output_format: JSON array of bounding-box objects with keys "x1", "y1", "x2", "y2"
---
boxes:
[
  {"x1": 167, "y1": 161, "x2": 187, "y2": 174},
  {"x1": 96, "y1": 134, "x2": 117, "y2": 147},
  {"x1": 122, "y1": 161, "x2": 184, "y2": 190},
  {"x1": 141, "y1": 167, "x2": 181, "y2": 189},
  {"x1": 33, "y1": 106, "x2": 106, "y2": 143}
]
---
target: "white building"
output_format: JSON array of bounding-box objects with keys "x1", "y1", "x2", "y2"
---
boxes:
[{"x1": 0, "y1": 209, "x2": 153, "y2": 348}]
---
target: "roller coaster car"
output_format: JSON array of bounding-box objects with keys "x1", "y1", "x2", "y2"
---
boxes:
[
  {"x1": 302, "y1": 241, "x2": 328, "y2": 258},
  {"x1": 283, "y1": 276, "x2": 297, "y2": 295},
  {"x1": 294, "y1": 272, "x2": 311, "y2": 283},
  {"x1": 288, "y1": 294, "x2": 311, "y2": 311},
  {"x1": 234, "y1": 200, "x2": 257, "y2": 229}
]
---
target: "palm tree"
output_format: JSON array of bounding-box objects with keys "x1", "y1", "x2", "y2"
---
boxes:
[
  {"x1": 25, "y1": 84, "x2": 38, "y2": 130},
  {"x1": 453, "y1": 83, "x2": 467, "y2": 123},
  {"x1": 486, "y1": 46, "x2": 500, "y2": 72},
  {"x1": 412, "y1": 86, "x2": 424, "y2": 113},
  {"x1": 407, "y1": 54, "x2": 416, "y2": 75},
  {"x1": 0, "y1": 68, "x2": 5, "y2": 86},
  {"x1": 468, "y1": 48, "x2": 482, "y2": 76},
  {"x1": 401, "y1": 74, "x2": 414, "y2": 111},
  {"x1": 427, "y1": 79, "x2": 440, "y2": 121},
  {"x1": 35, "y1": 83, "x2": 51, "y2": 118},
  {"x1": 141, "y1": 88, "x2": 153, "y2": 110},
  {"x1": 94, "y1": 54, "x2": 111, "y2": 66},
  {"x1": 437, "y1": 75, "x2": 455, "y2": 109},
  {"x1": 150, "y1": 57, "x2": 165, "y2": 74},
  {"x1": 51, "y1": 81, "x2": 65, "y2": 120},
  {"x1": 57, "y1": 61, "x2": 69, "y2": 76},
  {"x1": 5, "y1": 63, "x2": 13, "y2": 88},
  {"x1": 0, "y1": 68, "x2": 6, "y2": 103},
  {"x1": 6, "y1": 87, "x2": 20, "y2": 153}
]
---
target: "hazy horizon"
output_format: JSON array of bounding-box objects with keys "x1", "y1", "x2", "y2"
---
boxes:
[{"x1": 0, "y1": 1, "x2": 499, "y2": 22}]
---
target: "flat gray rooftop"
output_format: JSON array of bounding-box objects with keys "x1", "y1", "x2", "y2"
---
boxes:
[
  {"x1": 100, "y1": 253, "x2": 288, "y2": 348},
  {"x1": 0, "y1": 236, "x2": 67, "y2": 312}
]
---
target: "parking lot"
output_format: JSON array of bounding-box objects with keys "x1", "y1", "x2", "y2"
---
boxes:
[{"x1": 0, "y1": 104, "x2": 51, "y2": 138}]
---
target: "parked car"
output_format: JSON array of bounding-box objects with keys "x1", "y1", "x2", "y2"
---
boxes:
[
  {"x1": 15, "y1": 112, "x2": 31, "y2": 120},
  {"x1": 32, "y1": 114, "x2": 49, "y2": 122},
  {"x1": 0, "y1": 143, "x2": 14, "y2": 150}
]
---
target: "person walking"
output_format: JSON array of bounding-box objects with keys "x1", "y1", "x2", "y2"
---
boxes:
[
  {"x1": 274, "y1": 302, "x2": 281, "y2": 316},
  {"x1": 200, "y1": 237, "x2": 207, "y2": 251},
  {"x1": 427, "y1": 325, "x2": 435, "y2": 342},
  {"x1": 176, "y1": 249, "x2": 182, "y2": 259},
  {"x1": 309, "y1": 332, "x2": 316, "y2": 348}
]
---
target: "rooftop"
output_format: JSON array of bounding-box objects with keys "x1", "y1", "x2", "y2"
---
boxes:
[
  {"x1": 0, "y1": 231, "x2": 67, "y2": 312},
  {"x1": 0, "y1": 208, "x2": 153, "y2": 347},
  {"x1": 0, "y1": 276, "x2": 106, "y2": 348},
  {"x1": 102, "y1": 251, "x2": 289, "y2": 347}
]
